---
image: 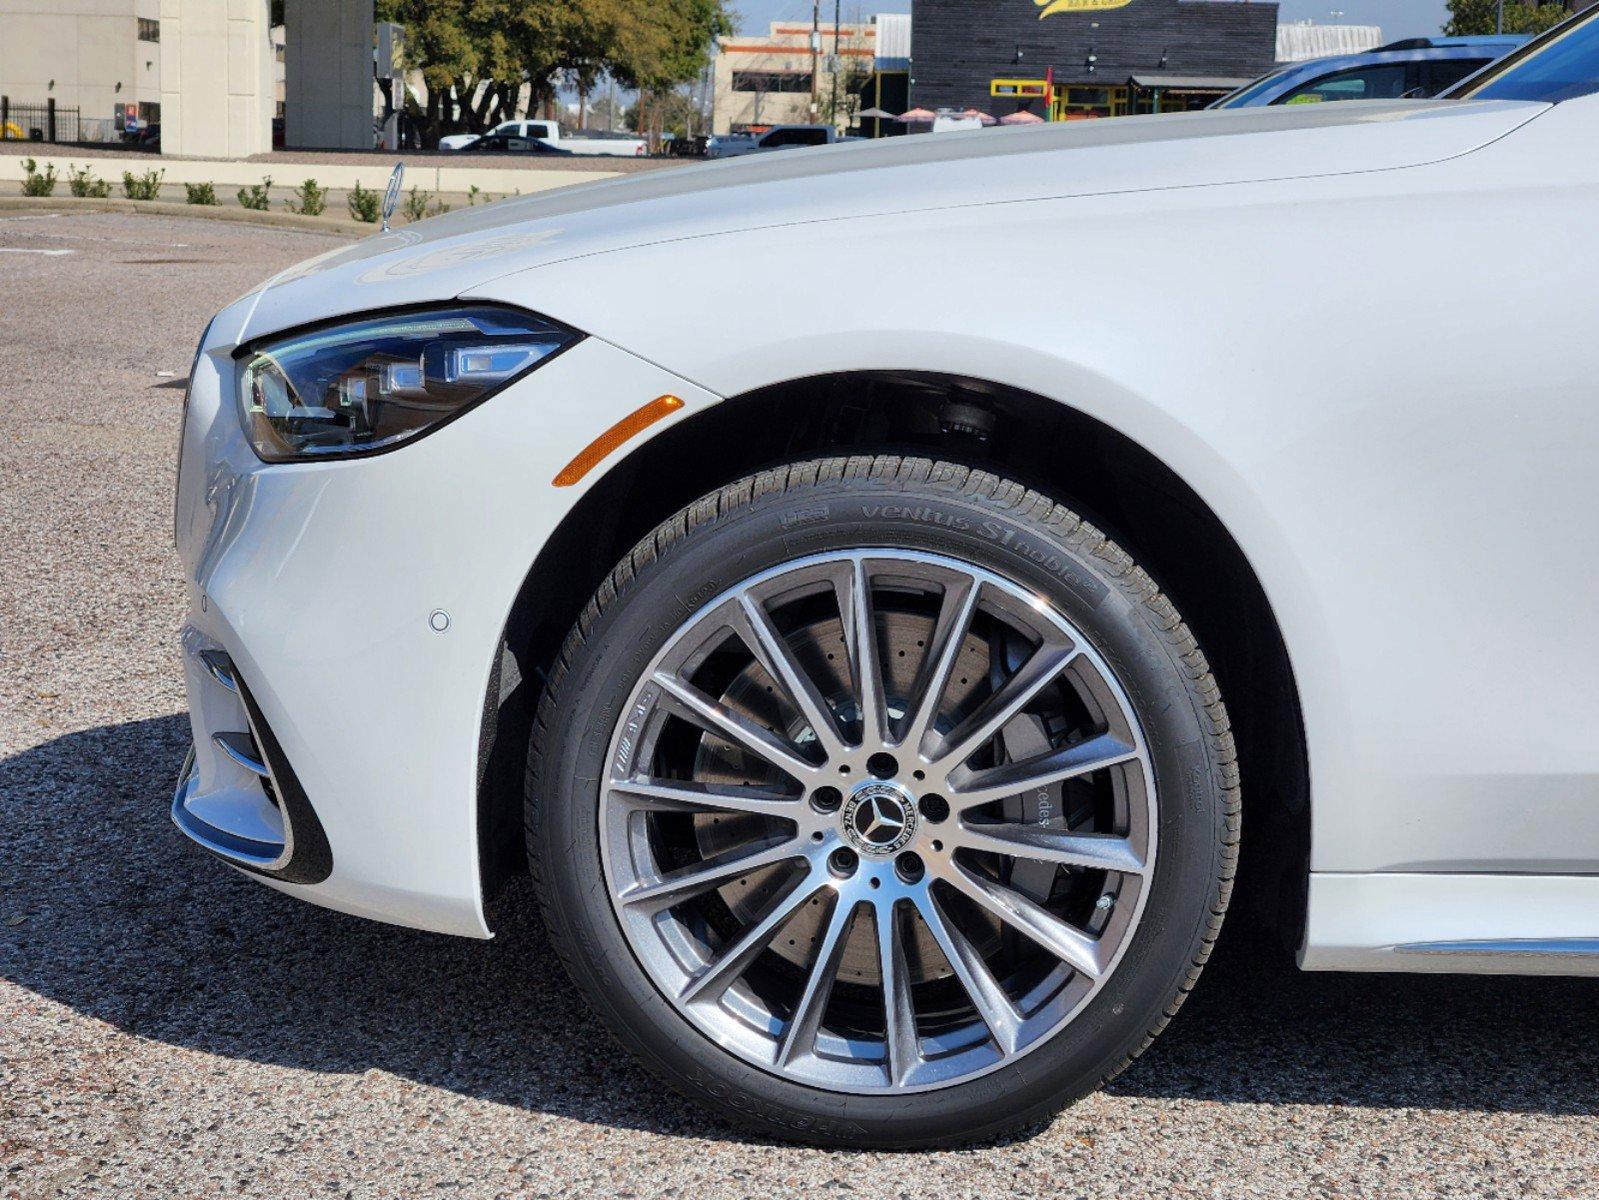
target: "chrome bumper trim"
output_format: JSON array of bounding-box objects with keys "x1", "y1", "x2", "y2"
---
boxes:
[
  {"x1": 212, "y1": 730, "x2": 269, "y2": 777},
  {"x1": 197, "y1": 648, "x2": 239, "y2": 693},
  {"x1": 175, "y1": 638, "x2": 331, "y2": 884},
  {"x1": 172, "y1": 744, "x2": 284, "y2": 863}
]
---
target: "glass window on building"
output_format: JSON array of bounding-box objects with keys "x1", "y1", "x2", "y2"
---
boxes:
[
  {"x1": 137, "y1": 17, "x2": 160, "y2": 42},
  {"x1": 1132, "y1": 89, "x2": 1219, "y2": 115},
  {"x1": 732, "y1": 71, "x2": 813, "y2": 94},
  {"x1": 1053, "y1": 86, "x2": 1129, "y2": 119},
  {"x1": 1280, "y1": 63, "x2": 1410, "y2": 104}
]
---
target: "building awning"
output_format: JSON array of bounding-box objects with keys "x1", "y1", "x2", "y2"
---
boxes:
[{"x1": 1126, "y1": 74, "x2": 1255, "y2": 91}]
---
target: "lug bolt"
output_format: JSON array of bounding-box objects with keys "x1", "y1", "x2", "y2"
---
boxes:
[
  {"x1": 867, "y1": 752, "x2": 899, "y2": 779},
  {"x1": 919, "y1": 794, "x2": 950, "y2": 823},
  {"x1": 811, "y1": 786, "x2": 843, "y2": 814},
  {"x1": 895, "y1": 852, "x2": 925, "y2": 884},
  {"x1": 828, "y1": 847, "x2": 858, "y2": 878}
]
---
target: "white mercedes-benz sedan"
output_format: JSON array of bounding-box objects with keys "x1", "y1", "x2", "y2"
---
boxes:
[{"x1": 172, "y1": 15, "x2": 1599, "y2": 1147}]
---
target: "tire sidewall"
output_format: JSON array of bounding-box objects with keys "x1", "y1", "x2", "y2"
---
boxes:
[{"x1": 533, "y1": 466, "x2": 1229, "y2": 1147}]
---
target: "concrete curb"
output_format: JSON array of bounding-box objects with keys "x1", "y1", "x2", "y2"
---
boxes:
[
  {"x1": 0, "y1": 150, "x2": 622, "y2": 195},
  {"x1": 0, "y1": 194, "x2": 371, "y2": 236}
]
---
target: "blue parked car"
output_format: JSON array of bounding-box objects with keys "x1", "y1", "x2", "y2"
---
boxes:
[{"x1": 1212, "y1": 36, "x2": 1531, "y2": 108}]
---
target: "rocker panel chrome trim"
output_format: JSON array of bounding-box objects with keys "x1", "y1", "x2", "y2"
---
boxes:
[{"x1": 1400, "y1": 938, "x2": 1599, "y2": 958}]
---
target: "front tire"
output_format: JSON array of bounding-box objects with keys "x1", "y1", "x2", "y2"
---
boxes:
[{"x1": 528, "y1": 456, "x2": 1238, "y2": 1148}]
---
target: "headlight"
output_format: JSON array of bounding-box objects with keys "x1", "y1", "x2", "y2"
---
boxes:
[{"x1": 235, "y1": 305, "x2": 579, "y2": 461}]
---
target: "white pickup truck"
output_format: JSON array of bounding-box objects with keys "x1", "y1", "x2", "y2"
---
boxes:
[{"x1": 439, "y1": 120, "x2": 647, "y2": 157}]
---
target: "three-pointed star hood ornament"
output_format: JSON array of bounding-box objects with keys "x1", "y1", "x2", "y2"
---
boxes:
[{"x1": 381, "y1": 163, "x2": 404, "y2": 233}]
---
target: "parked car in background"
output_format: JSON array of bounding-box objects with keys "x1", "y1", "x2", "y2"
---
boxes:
[
  {"x1": 706, "y1": 124, "x2": 849, "y2": 158},
  {"x1": 439, "y1": 119, "x2": 646, "y2": 157},
  {"x1": 173, "y1": 6, "x2": 1599, "y2": 1154},
  {"x1": 704, "y1": 130, "x2": 755, "y2": 158},
  {"x1": 451, "y1": 131, "x2": 574, "y2": 156},
  {"x1": 1212, "y1": 35, "x2": 1529, "y2": 107},
  {"x1": 665, "y1": 133, "x2": 709, "y2": 158}
]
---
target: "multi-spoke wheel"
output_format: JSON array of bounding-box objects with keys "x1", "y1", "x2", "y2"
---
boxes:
[{"x1": 530, "y1": 457, "x2": 1238, "y2": 1148}]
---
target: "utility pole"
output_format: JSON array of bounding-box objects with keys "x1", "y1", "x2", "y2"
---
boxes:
[
  {"x1": 1496, "y1": 0, "x2": 1505, "y2": 34},
  {"x1": 811, "y1": 1, "x2": 821, "y2": 120},
  {"x1": 831, "y1": 0, "x2": 842, "y2": 131}
]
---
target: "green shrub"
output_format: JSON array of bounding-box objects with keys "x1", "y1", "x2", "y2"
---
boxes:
[
  {"x1": 466, "y1": 184, "x2": 485, "y2": 206},
  {"x1": 185, "y1": 181, "x2": 219, "y2": 206},
  {"x1": 121, "y1": 168, "x2": 164, "y2": 201},
  {"x1": 1444, "y1": 0, "x2": 1568, "y2": 35},
  {"x1": 237, "y1": 178, "x2": 272, "y2": 211},
  {"x1": 285, "y1": 178, "x2": 327, "y2": 216},
  {"x1": 67, "y1": 165, "x2": 112, "y2": 198},
  {"x1": 401, "y1": 186, "x2": 432, "y2": 223},
  {"x1": 20, "y1": 157, "x2": 57, "y2": 196},
  {"x1": 346, "y1": 181, "x2": 380, "y2": 223},
  {"x1": 399, "y1": 186, "x2": 454, "y2": 222}
]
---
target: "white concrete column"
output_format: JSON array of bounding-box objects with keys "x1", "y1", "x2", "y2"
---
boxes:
[
  {"x1": 158, "y1": 0, "x2": 272, "y2": 158},
  {"x1": 283, "y1": 0, "x2": 372, "y2": 150}
]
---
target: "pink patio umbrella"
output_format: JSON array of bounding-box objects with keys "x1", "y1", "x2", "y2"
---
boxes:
[
  {"x1": 959, "y1": 109, "x2": 999, "y2": 126},
  {"x1": 895, "y1": 107, "x2": 938, "y2": 124},
  {"x1": 998, "y1": 110, "x2": 1046, "y2": 126}
]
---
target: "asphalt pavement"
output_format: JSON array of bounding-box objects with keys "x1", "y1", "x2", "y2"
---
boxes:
[{"x1": 2, "y1": 212, "x2": 1596, "y2": 1199}]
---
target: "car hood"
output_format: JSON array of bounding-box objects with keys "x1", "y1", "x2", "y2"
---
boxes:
[{"x1": 230, "y1": 99, "x2": 1545, "y2": 343}]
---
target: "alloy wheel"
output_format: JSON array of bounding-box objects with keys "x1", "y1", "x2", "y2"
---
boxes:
[{"x1": 600, "y1": 550, "x2": 1156, "y2": 1093}]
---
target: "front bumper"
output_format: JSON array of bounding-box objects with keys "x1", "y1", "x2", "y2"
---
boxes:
[{"x1": 171, "y1": 300, "x2": 715, "y2": 938}]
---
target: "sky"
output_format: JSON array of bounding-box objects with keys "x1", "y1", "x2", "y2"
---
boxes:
[{"x1": 732, "y1": 0, "x2": 1454, "y2": 42}]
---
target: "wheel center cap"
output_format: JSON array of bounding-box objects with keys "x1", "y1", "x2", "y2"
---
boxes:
[{"x1": 841, "y1": 780, "x2": 917, "y2": 857}]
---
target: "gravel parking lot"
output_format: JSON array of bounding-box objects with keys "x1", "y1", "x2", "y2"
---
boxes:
[{"x1": 2, "y1": 211, "x2": 1596, "y2": 1199}]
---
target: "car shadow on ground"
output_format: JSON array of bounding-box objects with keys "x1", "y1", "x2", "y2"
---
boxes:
[{"x1": 3, "y1": 716, "x2": 1596, "y2": 1145}]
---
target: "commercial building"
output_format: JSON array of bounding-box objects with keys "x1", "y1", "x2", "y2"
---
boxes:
[
  {"x1": 0, "y1": 0, "x2": 367, "y2": 155},
  {"x1": 867, "y1": 11, "x2": 912, "y2": 134},
  {"x1": 712, "y1": 19, "x2": 876, "y2": 134},
  {"x1": 911, "y1": 0, "x2": 1280, "y2": 117},
  {"x1": 0, "y1": 0, "x2": 164, "y2": 141},
  {"x1": 712, "y1": 15, "x2": 920, "y2": 135}
]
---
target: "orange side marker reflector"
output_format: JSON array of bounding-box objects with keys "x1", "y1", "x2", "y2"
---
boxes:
[{"x1": 553, "y1": 394, "x2": 686, "y2": 487}]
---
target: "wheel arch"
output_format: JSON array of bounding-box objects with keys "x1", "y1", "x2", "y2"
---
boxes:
[{"x1": 477, "y1": 370, "x2": 1310, "y2": 946}]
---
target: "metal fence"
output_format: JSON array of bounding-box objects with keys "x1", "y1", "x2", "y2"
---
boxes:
[{"x1": 0, "y1": 98, "x2": 83, "y2": 144}]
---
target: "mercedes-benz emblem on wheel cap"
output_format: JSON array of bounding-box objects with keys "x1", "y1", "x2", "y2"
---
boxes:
[{"x1": 841, "y1": 782, "x2": 918, "y2": 856}]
